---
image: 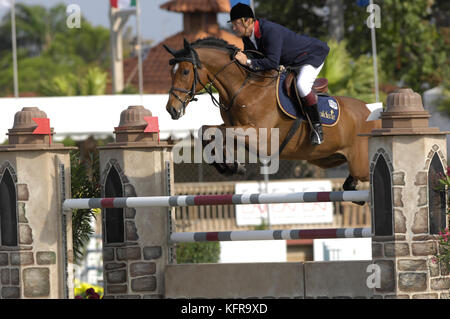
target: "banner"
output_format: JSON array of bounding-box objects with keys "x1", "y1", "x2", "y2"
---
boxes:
[{"x1": 235, "y1": 180, "x2": 333, "y2": 226}]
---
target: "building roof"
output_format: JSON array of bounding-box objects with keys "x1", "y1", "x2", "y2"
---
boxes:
[
  {"x1": 119, "y1": 0, "x2": 241, "y2": 94},
  {"x1": 123, "y1": 30, "x2": 243, "y2": 94},
  {"x1": 160, "y1": 0, "x2": 230, "y2": 13}
]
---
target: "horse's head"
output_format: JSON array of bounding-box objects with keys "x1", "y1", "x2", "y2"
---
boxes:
[{"x1": 164, "y1": 39, "x2": 203, "y2": 120}]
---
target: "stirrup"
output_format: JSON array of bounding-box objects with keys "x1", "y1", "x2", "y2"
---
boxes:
[{"x1": 310, "y1": 124, "x2": 323, "y2": 146}]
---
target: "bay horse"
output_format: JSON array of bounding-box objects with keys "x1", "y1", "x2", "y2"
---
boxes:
[{"x1": 164, "y1": 38, "x2": 381, "y2": 195}]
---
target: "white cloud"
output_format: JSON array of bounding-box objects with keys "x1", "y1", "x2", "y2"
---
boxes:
[{"x1": 0, "y1": 0, "x2": 11, "y2": 9}]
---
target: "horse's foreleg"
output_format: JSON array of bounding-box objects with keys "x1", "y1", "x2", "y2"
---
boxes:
[
  {"x1": 199, "y1": 124, "x2": 251, "y2": 176},
  {"x1": 343, "y1": 174, "x2": 366, "y2": 206},
  {"x1": 343, "y1": 174, "x2": 357, "y2": 191},
  {"x1": 200, "y1": 124, "x2": 271, "y2": 176}
]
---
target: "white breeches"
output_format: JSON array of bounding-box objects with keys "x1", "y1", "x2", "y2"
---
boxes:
[{"x1": 296, "y1": 63, "x2": 324, "y2": 97}]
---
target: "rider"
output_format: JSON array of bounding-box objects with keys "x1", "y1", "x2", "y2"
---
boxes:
[{"x1": 228, "y1": 3, "x2": 330, "y2": 146}]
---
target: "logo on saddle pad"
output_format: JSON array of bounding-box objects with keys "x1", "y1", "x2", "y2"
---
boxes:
[
  {"x1": 328, "y1": 99, "x2": 338, "y2": 110},
  {"x1": 276, "y1": 72, "x2": 340, "y2": 126}
]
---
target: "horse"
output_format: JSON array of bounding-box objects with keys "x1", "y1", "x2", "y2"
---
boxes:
[{"x1": 163, "y1": 37, "x2": 381, "y2": 196}]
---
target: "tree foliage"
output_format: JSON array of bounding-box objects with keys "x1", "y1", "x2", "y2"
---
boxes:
[
  {"x1": 63, "y1": 136, "x2": 101, "y2": 265},
  {"x1": 319, "y1": 39, "x2": 386, "y2": 103},
  {"x1": 255, "y1": 0, "x2": 448, "y2": 94},
  {"x1": 0, "y1": 4, "x2": 110, "y2": 96},
  {"x1": 176, "y1": 242, "x2": 220, "y2": 264},
  {"x1": 255, "y1": 0, "x2": 328, "y2": 39},
  {"x1": 39, "y1": 66, "x2": 108, "y2": 96}
]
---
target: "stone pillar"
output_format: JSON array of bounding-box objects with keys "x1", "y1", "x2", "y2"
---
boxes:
[
  {"x1": 368, "y1": 89, "x2": 449, "y2": 298},
  {"x1": 99, "y1": 105, "x2": 174, "y2": 299},
  {"x1": 0, "y1": 107, "x2": 74, "y2": 299}
]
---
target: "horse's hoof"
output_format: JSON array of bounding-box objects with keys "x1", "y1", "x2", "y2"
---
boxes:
[
  {"x1": 212, "y1": 163, "x2": 227, "y2": 175},
  {"x1": 352, "y1": 201, "x2": 365, "y2": 206},
  {"x1": 235, "y1": 162, "x2": 246, "y2": 175}
]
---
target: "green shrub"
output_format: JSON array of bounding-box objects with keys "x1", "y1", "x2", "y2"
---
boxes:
[{"x1": 176, "y1": 242, "x2": 220, "y2": 264}]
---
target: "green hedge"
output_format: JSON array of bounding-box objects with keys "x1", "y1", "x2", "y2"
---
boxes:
[{"x1": 176, "y1": 242, "x2": 220, "y2": 264}]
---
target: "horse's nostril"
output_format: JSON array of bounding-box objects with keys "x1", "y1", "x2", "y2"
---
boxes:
[{"x1": 168, "y1": 106, "x2": 178, "y2": 119}]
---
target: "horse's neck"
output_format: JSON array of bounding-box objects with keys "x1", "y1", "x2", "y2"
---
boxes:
[{"x1": 198, "y1": 50, "x2": 245, "y2": 101}]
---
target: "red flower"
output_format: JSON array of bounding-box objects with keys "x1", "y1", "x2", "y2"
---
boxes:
[
  {"x1": 85, "y1": 288, "x2": 95, "y2": 296},
  {"x1": 75, "y1": 295, "x2": 83, "y2": 299},
  {"x1": 88, "y1": 293, "x2": 100, "y2": 299}
]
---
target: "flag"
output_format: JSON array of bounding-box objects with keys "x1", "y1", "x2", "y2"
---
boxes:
[
  {"x1": 110, "y1": 0, "x2": 136, "y2": 10},
  {"x1": 144, "y1": 116, "x2": 160, "y2": 142},
  {"x1": 144, "y1": 117, "x2": 159, "y2": 133},
  {"x1": 230, "y1": 0, "x2": 250, "y2": 7},
  {"x1": 32, "y1": 118, "x2": 52, "y2": 145},
  {"x1": 0, "y1": 0, "x2": 11, "y2": 10}
]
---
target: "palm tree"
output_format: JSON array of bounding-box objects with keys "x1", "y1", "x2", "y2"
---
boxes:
[
  {"x1": 39, "y1": 66, "x2": 108, "y2": 96},
  {"x1": 319, "y1": 39, "x2": 385, "y2": 103},
  {"x1": 0, "y1": 4, "x2": 67, "y2": 56}
]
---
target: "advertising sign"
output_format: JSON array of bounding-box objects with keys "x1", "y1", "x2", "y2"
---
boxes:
[{"x1": 235, "y1": 180, "x2": 333, "y2": 226}]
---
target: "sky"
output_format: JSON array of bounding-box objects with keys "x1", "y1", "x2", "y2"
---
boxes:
[{"x1": 0, "y1": 0, "x2": 231, "y2": 45}]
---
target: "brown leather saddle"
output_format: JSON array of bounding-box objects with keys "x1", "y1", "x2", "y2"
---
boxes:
[{"x1": 284, "y1": 71, "x2": 329, "y2": 101}]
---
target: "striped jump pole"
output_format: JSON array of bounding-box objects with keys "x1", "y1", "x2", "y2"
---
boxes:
[
  {"x1": 170, "y1": 227, "x2": 372, "y2": 243},
  {"x1": 63, "y1": 190, "x2": 370, "y2": 209}
]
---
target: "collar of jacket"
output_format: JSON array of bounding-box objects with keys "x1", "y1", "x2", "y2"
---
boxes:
[{"x1": 254, "y1": 19, "x2": 261, "y2": 39}]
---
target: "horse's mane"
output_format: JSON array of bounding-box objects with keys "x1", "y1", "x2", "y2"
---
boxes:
[{"x1": 191, "y1": 37, "x2": 239, "y2": 54}]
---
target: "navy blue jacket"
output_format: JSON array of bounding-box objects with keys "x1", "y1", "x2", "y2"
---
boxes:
[{"x1": 243, "y1": 19, "x2": 329, "y2": 71}]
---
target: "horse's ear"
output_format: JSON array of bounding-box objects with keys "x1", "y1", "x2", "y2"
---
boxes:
[
  {"x1": 183, "y1": 38, "x2": 191, "y2": 50},
  {"x1": 163, "y1": 44, "x2": 176, "y2": 56}
]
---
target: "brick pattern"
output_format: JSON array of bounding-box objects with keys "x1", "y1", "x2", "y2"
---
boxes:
[
  {"x1": 370, "y1": 146, "x2": 450, "y2": 299},
  {"x1": 101, "y1": 160, "x2": 163, "y2": 299},
  {"x1": 0, "y1": 162, "x2": 56, "y2": 299}
]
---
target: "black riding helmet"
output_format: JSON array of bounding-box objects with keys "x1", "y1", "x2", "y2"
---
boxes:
[{"x1": 228, "y1": 3, "x2": 254, "y2": 22}]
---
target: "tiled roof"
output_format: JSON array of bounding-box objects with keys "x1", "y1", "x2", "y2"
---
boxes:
[
  {"x1": 122, "y1": 30, "x2": 243, "y2": 94},
  {"x1": 160, "y1": 0, "x2": 230, "y2": 13}
]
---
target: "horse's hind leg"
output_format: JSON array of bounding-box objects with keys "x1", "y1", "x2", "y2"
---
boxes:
[{"x1": 343, "y1": 174, "x2": 365, "y2": 206}]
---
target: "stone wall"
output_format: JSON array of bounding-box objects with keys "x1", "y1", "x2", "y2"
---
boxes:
[{"x1": 101, "y1": 159, "x2": 164, "y2": 298}]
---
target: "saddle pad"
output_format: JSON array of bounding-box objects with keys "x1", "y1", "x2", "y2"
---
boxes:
[{"x1": 276, "y1": 72, "x2": 340, "y2": 126}]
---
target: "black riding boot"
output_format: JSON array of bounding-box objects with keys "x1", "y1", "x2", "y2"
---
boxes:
[{"x1": 305, "y1": 103, "x2": 324, "y2": 146}]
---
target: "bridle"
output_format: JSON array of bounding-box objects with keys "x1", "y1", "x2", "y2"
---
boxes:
[
  {"x1": 165, "y1": 40, "x2": 299, "y2": 157},
  {"x1": 168, "y1": 45, "x2": 238, "y2": 114},
  {"x1": 165, "y1": 42, "x2": 279, "y2": 122}
]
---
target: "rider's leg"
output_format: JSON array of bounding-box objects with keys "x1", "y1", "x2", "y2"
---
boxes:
[{"x1": 296, "y1": 63, "x2": 324, "y2": 145}]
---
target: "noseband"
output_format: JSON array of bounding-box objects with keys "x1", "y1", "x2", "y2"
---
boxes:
[{"x1": 168, "y1": 48, "x2": 202, "y2": 113}]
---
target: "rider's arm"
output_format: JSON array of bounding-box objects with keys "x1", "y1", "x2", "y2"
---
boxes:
[{"x1": 247, "y1": 29, "x2": 282, "y2": 71}]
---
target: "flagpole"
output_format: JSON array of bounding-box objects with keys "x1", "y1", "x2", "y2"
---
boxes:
[
  {"x1": 136, "y1": 0, "x2": 144, "y2": 100},
  {"x1": 11, "y1": 0, "x2": 19, "y2": 98},
  {"x1": 250, "y1": 0, "x2": 255, "y2": 13},
  {"x1": 369, "y1": 0, "x2": 379, "y2": 102}
]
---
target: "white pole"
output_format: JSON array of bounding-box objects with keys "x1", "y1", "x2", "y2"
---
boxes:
[
  {"x1": 11, "y1": 0, "x2": 19, "y2": 98},
  {"x1": 262, "y1": 161, "x2": 271, "y2": 229},
  {"x1": 62, "y1": 190, "x2": 370, "y2": 210},
  {"x1": 369, "y1": 0, "x2": 379, "y2": 102},
  {"x1": 136, "y1": 0, "x2": 144, "y2": 100}
]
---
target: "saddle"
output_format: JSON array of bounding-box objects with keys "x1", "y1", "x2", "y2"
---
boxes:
[{"x1": 283, "y1": 72, "x2": 329, "y2": 101}]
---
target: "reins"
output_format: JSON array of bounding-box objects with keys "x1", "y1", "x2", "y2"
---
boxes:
[
  {"x1": 168, "y1": 43, "x2": 300, "y2": 156},
  {"x1": 169, "y1": 46, "x2": 280, "y2": 114}
]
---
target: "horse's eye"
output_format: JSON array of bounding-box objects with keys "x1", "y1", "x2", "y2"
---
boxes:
[{"x1": 182, "y1": 69, "x2": 190, "y2": 75}]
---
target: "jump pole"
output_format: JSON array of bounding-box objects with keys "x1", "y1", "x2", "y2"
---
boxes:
[
  {"x1": 63, "y1": 190, "x2": 370, "y2": 209},
  {"x1": 170, "y1": 227, "x2": 372, "y2": 243}
]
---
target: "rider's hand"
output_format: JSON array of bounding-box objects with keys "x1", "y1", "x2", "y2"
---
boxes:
[{"x1": 235, "y1": 51, "x2": 248, "y2": 66}]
